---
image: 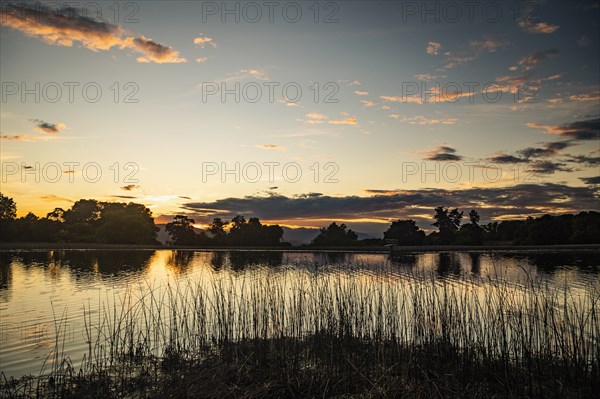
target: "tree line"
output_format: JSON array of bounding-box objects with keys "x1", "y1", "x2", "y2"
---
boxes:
[
  {"x1": 0, "y1": 194, "x2": 598, "y2": 246},
  {"x1": 0, "y1": 194, "x2": 158, "y2": 244},
  {"x1": 165, "y1": 215, "x2": 287, "y2": 246},
  {"x1": 379, "y1": 206, "x2": 599, "y2": 246}
]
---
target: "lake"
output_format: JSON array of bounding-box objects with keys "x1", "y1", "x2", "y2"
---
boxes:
[{"x1": 1, "y1": 249, "x2": 599, "y2": 380}]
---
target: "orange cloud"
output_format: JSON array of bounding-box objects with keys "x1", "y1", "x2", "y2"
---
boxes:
[
  {"x1": 519, "y1": 20, "x2": 559, "y2": 34},
  {"x1": 328, "y1": 118, "x2": 357, "y2": 126},
  {"x1": 569, "y1": 91, "x2": 600, "y2": 102},
  {"x1": 193, "y1": 36, "x2": 217, "y2": 48},
  {"x1": 1, "y1": 135, "x2": 59, "y2": 142},
  {"x1": 31, "y1": 119, "x2": 66, "y2": 134},
  {"x1": 0, "y1": 3, "x2": 186, "y2": 63},
  {"x1": 256, "y1": 144, "x2": 286, "y2": 150},
  {"x1": 390, "y1": 115, "x2": 458, "y2": 125},
  {"x1": 125, "y1": 36, "x2": 186, "y2": 64},
  {"x1": 426, "y1": 41, "x2": 441, "y2": 55}
]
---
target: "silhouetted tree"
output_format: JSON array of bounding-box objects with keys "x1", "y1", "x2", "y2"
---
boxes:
[
  {"x1": 208, "y1": 217, "x2": 228, "y2": 241},
  {"x1": 63, "y1": 199, "x2": 101, "y2": 225},
  {"x1": 96, "y1": 206, "x2": 158, "y2": 244},
  {"x1": 483, "y1": 222, "x2": 499, "y2": 241},
  {"x1": 432, "y1": 206, "x2": 463, "y2": 244},
  {"x1": 165, "y1": 215, "x2": 197, "y2": 246},
  {"x1": 226, "y1": 215, "x2": 284, "y2": 246},
  {"x1": 383, "y1": 220, "x2": 425, "y2": 245},
  {"x1": 0, "y1": 193, "x2": 17, "y2": 242},
  {"x1": 571, "y1": 211, "x2": 600, "y2": 244},
  {"x1": 456, "y1": 210, "x2": 484, "y2": 245},
  {"x1": 469, "y1": 210, "x2": 480, "y2": 226},
  {"x1": 312, "y1": 222, "x2": 358, "y2": 246},
  {"x1": 47, "y1": 208, "x2": 65, "y2": 222},
  {"x1": 0, "y1": 194, "x2": 16, "y2": 221}
]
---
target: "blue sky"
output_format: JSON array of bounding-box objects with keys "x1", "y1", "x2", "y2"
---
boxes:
[{"x1": 1, "y1": 0, "x2": 598, "y2": 234}]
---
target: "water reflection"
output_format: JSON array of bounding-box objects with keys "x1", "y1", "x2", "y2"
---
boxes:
[
  {"x1": 228, "y1": 251, "x2": 284, "y2": 270},
  {"x1": 517, "y1": 252, "x2": 599, "y2": 274},
  {"x1": 210, "y1": 251, "x2": 226, "y2": 270},
  {"x1": 436, "y1": 253, "x2": 462, "y2": 277},
  {"x1": 389, "y1": 254, "x2": 418, "y2": 270},
  {"x1": 469, "y1": 253, "x2": 481, "y2": 275},
  {"x1": 0, "y1": 258, "x2": 12, "y2": 303},
  {"x1": 0, "y1": 248, "x2": 598, "y2": 380},
  {"x1": 164, "y1": 250, "x2": 195, "y2": 273},
  {"x1": 313, "y1": 252, "x2": 350, "y2": 266}
]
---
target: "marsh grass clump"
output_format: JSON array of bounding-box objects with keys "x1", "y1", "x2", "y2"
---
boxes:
[{"x1": 1, "y1": 266, "x2": 598, "y2": 398}]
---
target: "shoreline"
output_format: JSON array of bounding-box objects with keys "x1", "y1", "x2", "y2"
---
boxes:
[{"x1": 1, "y1": 242, "x2": 599, "y2": 253}]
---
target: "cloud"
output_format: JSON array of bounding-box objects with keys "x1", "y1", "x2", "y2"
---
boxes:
[
  {"x1": 303, "y1": 113, "x2": 356, "y2": 126},
  {"x1": 361, "y1": 100, "x2": 377, "y2": 107},
  {"x1": 256, "y1": 144, "x2": 286, "y2": 150},
  {"x1": 518, "y1": 19, "x2": 559, "y2": 34},
  {"x1": 420, "y1": 145, "x2": 463, "y2": 161},
  {"x1": 304, "y1": 113, "x2": 328, "y2": 124},
  {"x1": 30, "y1": 119, "x2": 66, "y2": 134},
  {"x1": 527, "y1": 161, "x2": 573, "y2": 174},
  {"x1": 0, "y1": 3, "x2": 124, "y2": 50},
  {"x1": 218, "y1": 69, "x2": 271, "y2": 83},
  {"x1": 195, "y1": 57, "x2": 208, "y2": 63},
  {"x1": 569, "y1": 91, "x2": 600, "y2": 102},
  {"x1": 380, "y1": 84, "x2": 475, "y2": 104},
  {"x1": 516, "y1": 141, "x2": 573, "y2": 159},
  {"x1": 414, "y1": 74, "x2": 441, "y2": 81},
  {"x1": 426, "y1": 41, "x2": 442, "y2": 55},
  {"x1": 580, "y1": 176, "x2": 600, "y2": 185},
  {"x1": 527, "y1": 119, "x2": 600, "y2": 141},
  {"x1": 487, "y1": 154, "x2": 528, "y2": 164},
  {"x1": 241, "y1": 68, "x2": 269, "y2": 80},
  {"x1": 177, "y1": 183, "x2": 599, "y2": 225},
  {"x1": 469, "y1": 38, "x2": 510, "y2": 53},
  {"x1": 567, "y1": 154, "x2": 600, "y2": 166},
  {"x1": 126, "y1": 35, "x2": 186, "y2": 63},
  {"x1": 1, "y1": 135, "x2": 59, "y2": 142},
  {"x1": 516, "y1": 49, "x2": 559, "y2": 69},
  {"x1": 0, "y1": 3, "x2": 186, "y2": 63},
  {"x1": 380, "y1": 95, "x2": 422, "y2": 104},
  {"x1": 40, "y1": 194, "x2": 73, "y2": 203},
  {"x1": 328, "y1": 118, "x2": 357, "y2": 126},
  {"x1": 390, "y1": 115, "x2": 458, "y2": 125},
  {"x1": 354, "y1": 91, "x2": 369, "y2": 96},
  {"x1": 443, "y1": 53, "x2": 478, "y2": 69},
  {"x1": 121, "y1": 184, "x2": 140, "y2": 191},
  {"x1": 193, "y1": 36, "x2": 216, "y2": 48}
]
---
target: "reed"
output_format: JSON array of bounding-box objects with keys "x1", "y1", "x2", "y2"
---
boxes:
[{"x1": 1, "y1": 264, "x2": 598, "y2": 398}]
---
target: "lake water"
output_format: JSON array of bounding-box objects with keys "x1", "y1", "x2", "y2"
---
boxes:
[{"x1": 1, "y1": 249, "x2": 599, "y2": 379}]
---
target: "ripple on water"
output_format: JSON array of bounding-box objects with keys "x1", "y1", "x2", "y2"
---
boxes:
[{"x1": 0, "y1": 249, "x2": 598, "y2": 379}]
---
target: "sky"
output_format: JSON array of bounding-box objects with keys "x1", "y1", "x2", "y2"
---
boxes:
[{"x1": 1, "y1": 0, "x2": 599, "y2": 235}]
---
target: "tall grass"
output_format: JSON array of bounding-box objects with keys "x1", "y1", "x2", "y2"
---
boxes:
[{"x1": 2, "y1": 264, "x2": 598, "y2": 398}]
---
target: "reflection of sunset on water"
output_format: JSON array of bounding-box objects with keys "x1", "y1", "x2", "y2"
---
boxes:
[{"x1": 1, "y1": 249, "x2": 598, "y2": 379}]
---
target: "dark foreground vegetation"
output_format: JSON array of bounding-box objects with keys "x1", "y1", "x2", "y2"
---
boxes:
[
  {"x1": 3, "y1": 335, "x2": 596, "y2": 399},
  {"x1": 1, "y1": 270, "x2": 598, "y2": 398},
  {"x1": 1, "y1": 193, "x2": 599, "y2": 248}
]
